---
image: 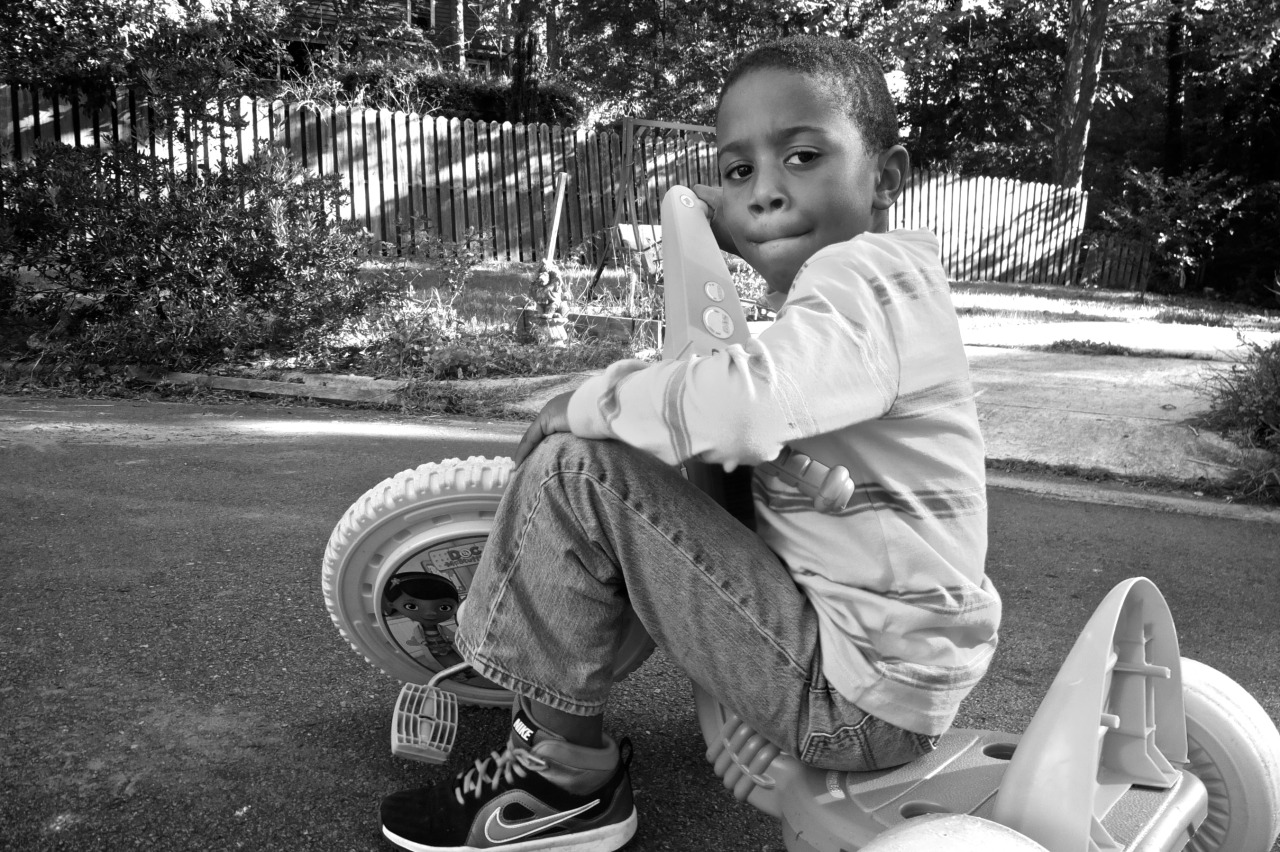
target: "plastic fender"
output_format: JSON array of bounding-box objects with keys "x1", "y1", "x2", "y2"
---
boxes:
[
  {"x1": 992, "y1": 577, "x2": 1186, "y2": 852},
  {"x1": 1179, "y1": 657, "x2": 1280, "y2": 852},
  {"x1": 851, "y1": 814, "x2": 1050, "y2": 852}
]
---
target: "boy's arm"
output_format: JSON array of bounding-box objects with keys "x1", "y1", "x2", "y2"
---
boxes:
[{"x1": 564, "y1": 250, "x2": 902, "y2": 469}]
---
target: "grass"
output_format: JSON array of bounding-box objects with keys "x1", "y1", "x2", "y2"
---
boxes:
[
  {"x1": 1153, "y1": 306, "x2": 1240, "y2": 327},
  {"x1": 1038, "y1": 339, "x2": 1137, "y2": 357},
  {"x1": 950, "y1": 280, "x2": 1280, "y2": 333}
]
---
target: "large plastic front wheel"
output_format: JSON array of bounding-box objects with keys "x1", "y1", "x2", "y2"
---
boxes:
[
  {"x1": 1180, "y1": 657, "x2": 1280, "y2": 852},
  {"x1": 322, "y1": 456, "x2": 654, "y2": 707}
]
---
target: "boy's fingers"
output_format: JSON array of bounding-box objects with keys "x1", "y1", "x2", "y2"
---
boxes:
[
  {"x1": 691, "y1": 184, "x2": 738, "y2": 256},
  {"x1": 817, "y1": 466, "x2": 855, "y2": 512},
  {"x1": 513, "y1": 421, "x2": 546, "y2": 467},
  {"x1": 691, "y1": 184, "x2": 721, "y2": 219},
  {"x1": 514, "y1": 392, "x2": 574, "y2": 467}
]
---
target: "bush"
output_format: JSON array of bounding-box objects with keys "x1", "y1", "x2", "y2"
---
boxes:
[
  {"x1": 1201, "y1": 339, "x2": 1280, "y2": 499},
  {"x1": 1201, "y1": 182, "x2": 1280, "y2": 306},
  {"x1": 1, "y1": 141, "x2": 385, "y2": 371},
  {"x1": 1101, "y1": 167, "x2": 1248, "y2": 295}
]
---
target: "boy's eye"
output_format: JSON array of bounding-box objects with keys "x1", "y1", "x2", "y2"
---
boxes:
[
  {"x1": 723, "y1": 163, "x2": 753, "y2": 181},
  {"x1": 784, "y1": 150, "x2": 820, "y2": 166}
]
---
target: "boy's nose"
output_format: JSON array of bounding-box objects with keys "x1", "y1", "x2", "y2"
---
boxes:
[
  {"x1": 748, "y1": 171, "x2": 789, "y2": 215},
  {"x1": 748, "y1": 191, "x2": 788, "y2": 216}
]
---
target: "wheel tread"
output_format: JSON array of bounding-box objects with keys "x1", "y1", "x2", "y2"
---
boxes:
[{"x1": 320, "y1": 457, "x2": 513, "y2": 689}]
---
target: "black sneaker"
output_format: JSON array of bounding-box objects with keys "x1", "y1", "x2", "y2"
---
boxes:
[{"x1": 380, "y1": 704, "x2": 637, "y2": 852}]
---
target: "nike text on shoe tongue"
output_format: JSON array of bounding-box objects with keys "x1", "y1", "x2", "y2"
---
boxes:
[{"x1": 511, "y1": 708, "x2": 538, "y2": 747}]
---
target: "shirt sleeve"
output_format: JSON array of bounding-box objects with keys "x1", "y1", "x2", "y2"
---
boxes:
[{"x1": 566, "y1": 245, "x2": 903, "y2": 468}]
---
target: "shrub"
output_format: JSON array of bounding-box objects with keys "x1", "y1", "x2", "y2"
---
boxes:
[
  {"x1": 335, "y1": 228, "x2": 496, "y2": 376},
  {"x1": 1, "y1": 141, "x2": 384, "y2": 371},
  {"x1": 1201, "y1": 339, "x2": 1280, "y2": 499},
  {"x1": 1042, "y1": 339, "x2": 1135, "y2": 356},
  {"x1": 1101, "y1": 167, "x2": 1248, "y2": 295},
  {"x1": 1200, "y1": 181, "x2": 1280, "y2": 306}
]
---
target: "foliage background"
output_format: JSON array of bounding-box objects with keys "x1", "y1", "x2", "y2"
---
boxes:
[{"x1": 1, "y1": 0, "x2": 1278, "y2": 496}]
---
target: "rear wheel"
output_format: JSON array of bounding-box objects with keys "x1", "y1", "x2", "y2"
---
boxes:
[
  {"x1": 1180, "y1": 657, "x2": 1280, "y2": 852},
  {"x1": 322, "y1": 456, "x2": 654, "y2": 707}
]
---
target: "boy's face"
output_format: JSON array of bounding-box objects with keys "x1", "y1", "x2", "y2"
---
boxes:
[{"x1": 715, "y1": 69, "x2": 894, "y2": 293}]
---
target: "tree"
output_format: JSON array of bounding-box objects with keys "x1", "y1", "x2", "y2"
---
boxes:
[
  {"x1": 1, "y1": 0, "x2": 295, "y2": 148},
  {"x1": 543, "y1": 0, "x2": 855, "y2": 123},
  {"x1": 1165, "y1": 0, "x2": 1185, "y2": 175},
  {"x1": 857, "y1": 1, "x2": 1063, "y2": 178},
  {"x1": 1053, "y1": 0, "x2": 1112, "y2": 188},
  {"x1": 0, "y1": 0, "x2": 293, "y2": 101},
  {"x1": 455, "y1": 0, "x2": 467, "y2": 70},
  {"x1": 506, "y1": 0, "x2": 543, "y2": 122}
]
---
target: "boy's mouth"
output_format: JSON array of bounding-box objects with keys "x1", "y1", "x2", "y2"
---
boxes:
[{"x1": 747, "y1": 229, "x2": 810, "y2": 248}]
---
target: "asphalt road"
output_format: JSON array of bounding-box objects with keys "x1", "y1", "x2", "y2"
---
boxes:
[{"x1": 2, "y1": 396, "x2": 1278, "y2": 852}]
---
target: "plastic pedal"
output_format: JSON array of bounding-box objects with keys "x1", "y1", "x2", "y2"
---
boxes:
[
  {"x1": 391, "y1": 682, "x2": 459, "y2": 764},
  {"x1": 390, "y1": 662, "x2": 473, "y2": 764}
]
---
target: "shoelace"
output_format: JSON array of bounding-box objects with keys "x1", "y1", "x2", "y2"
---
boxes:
[{"x1": 454, "y1": 746, "x2": 548, "y2": 806}]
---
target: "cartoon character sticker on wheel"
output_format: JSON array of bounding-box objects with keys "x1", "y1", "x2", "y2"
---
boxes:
[{"x1": 383, "y1": 573, "x2": 465, "y2": 668}]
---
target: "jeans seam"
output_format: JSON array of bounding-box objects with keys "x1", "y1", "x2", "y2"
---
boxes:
[
  {"x1": 557, "y1": 468, "x2": 811, "y2": 680},
  {"x1": 460, "y1": 478, "x2": 549, "y2": 670},
  {"x1": 461, "y1": 643, "x2": 608, "y2": 715}
]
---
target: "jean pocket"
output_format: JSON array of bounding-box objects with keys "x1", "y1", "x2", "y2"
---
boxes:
[{"x1": 801, "y1": 685, "x2": 938, "y2": 771}]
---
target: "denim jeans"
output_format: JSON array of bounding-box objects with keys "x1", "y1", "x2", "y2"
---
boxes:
[{"x1": 454, "y1": 434, "x2": 937, "y2": 771}]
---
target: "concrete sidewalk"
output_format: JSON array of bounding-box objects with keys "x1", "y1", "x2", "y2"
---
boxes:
[{"x1": 967, "y1": 347, "x2": 1238, "y2": 484}]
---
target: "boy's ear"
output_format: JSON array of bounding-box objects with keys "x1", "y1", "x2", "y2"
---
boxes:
[{"x1": 872, "y1": 145, "x2": 910, "y2": 211}]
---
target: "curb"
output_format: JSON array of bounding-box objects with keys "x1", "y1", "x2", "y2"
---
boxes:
[
  {"x1": 125, "y1": 366, "x2": 409, "y2": 405},
  {"x1": 987, "y1": 472, "x2": 1280, "y2": 524}
]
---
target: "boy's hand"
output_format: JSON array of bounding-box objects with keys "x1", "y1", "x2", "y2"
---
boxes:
[
  {"x1": 692, "y1": 184, "x2": 738, "y2": 256},
  {"x1": 514, "y1": 391, "x2": 574, "y2": 467}
]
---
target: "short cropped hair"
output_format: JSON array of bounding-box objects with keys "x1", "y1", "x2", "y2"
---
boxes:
[{"x1": 718, "y1": 35, "x2": 900, "y2": 154}]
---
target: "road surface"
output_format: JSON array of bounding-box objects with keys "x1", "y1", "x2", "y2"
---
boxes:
[{"x1": 2, "y1": 397, "x2": 1277, "y2": 852}]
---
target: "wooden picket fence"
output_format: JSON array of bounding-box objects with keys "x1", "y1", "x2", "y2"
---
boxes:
[
  {"x1": 890, "y1": 171, "x2": 1088, "y2": 286},
  {"x1": 2, "y1": 84, "x2": 1101, "y2": 286},
  {"x1": 1076, "y1": 232, "x2": 1154, "y2": 291}
]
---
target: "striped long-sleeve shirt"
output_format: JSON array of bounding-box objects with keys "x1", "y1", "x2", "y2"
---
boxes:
[{"x1": 566, "y1": 229, "x2": 1000, "y2": 736}]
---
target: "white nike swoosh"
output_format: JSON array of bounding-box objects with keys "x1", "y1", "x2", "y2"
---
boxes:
[{"x1": 484, "y1": 798, "x2": 600, "y2": 844}]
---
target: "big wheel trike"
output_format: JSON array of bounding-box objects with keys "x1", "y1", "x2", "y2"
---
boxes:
[{"x1": 322, "y1": 186, "x2": 1280, "y2": 852}]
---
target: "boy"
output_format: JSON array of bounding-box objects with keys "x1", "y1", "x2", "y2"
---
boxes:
[{"x1": 380, "y1": 35, "x2": 1000, "y2": 852}]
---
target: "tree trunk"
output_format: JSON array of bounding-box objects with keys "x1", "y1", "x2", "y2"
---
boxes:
[
  {"x1": 1165, "y1": 0, "x2": 1185, "y2": 175},
  {"x1": 455, "y1": 0, "x2": 466, "y2": 70},
  {"x1": 1052, "y1": 0, "x2": 1111, "y2": 188},
  {"x1": 545, "y1": 0, "x2": 559, "y2": 73},
  {"x1": 507, "y1": 0, "x2": 540, "y2": 122}
]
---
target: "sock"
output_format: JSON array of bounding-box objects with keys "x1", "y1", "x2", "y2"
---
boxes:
[
  {"x1": 510, "y1": 697, "x2": 618, "y2": 795},
  {"x1": 516, "y1": 694, "x2": 604, "y2": 748}
]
